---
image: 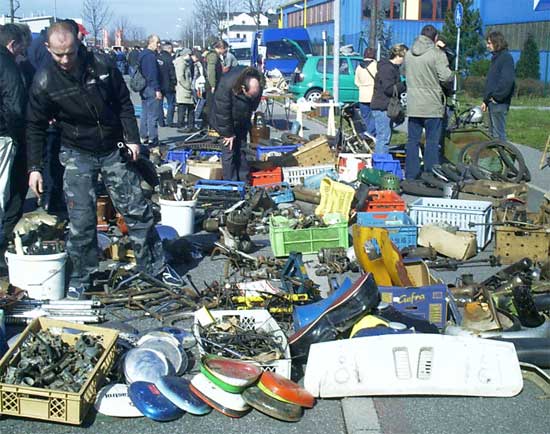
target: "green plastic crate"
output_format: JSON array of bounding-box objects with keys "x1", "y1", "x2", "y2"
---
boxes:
[{"x1": 269, "y1": 213, "x2": 349, "y2": 257}]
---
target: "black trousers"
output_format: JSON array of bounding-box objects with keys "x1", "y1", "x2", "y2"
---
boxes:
[
  {"x1": 1, "y1": 146, "x2": 28, "y2": 252},
  {"x1": 221, "y1": 132, "x2": 250, "y2": 181}
]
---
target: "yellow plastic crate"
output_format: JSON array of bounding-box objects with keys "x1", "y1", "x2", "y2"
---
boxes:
[
  {"x1": 0, "y1": 318, "x2": 118, "y2": 425},
  {"x1": 315, "y1": 178, "x2": 355, "y2": 219}
]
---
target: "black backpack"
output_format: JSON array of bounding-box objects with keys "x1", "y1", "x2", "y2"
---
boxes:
[{"x1": 129, "y1": 65, "x2": 146, "y2": 93}]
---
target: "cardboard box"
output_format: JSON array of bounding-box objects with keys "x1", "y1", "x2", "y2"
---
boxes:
[{"x1": 418, "y1": 224, "x2": 477, "y2": 260}]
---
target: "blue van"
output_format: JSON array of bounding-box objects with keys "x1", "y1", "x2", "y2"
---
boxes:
[{"x1": 252, "y1": 28, "x2": 313, "y2": 77}]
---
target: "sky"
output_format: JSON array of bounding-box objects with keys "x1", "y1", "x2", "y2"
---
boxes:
[{"x1": 5, "y1": 0, "x2": 198, "y2": 39}]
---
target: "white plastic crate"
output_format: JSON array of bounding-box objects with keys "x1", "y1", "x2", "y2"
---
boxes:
[
  {"x1": 193, "y1": 309, "x2": 291, "y2": 378},
  {"x1": 408, "y1": 198, "x2": 493, "y2": 250},
  {"x1": 282, "y1": 164, "x2": 335, "y2": 186}
]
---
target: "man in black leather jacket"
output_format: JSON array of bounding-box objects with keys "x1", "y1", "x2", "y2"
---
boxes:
[
  {"x1": 208, "y1": 66, "x2": 262, "y2": 181},
  {"x1": 0, "y1": 23, "x2": 27, "y2": 274},
  {"x1": 26, "y1": 22, "x2": 179, "y2": 299}
]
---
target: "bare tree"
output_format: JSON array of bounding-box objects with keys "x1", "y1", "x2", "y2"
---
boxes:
[
  {"x1": 126, "y1": 25, "x2": 146, "y2": 45},
  {"x1": 241, "y1": 0, "x2": 275, "y2": 31},
  {"x1": 82, "y1": 0, "x2": 112, "y2": 45},
  {"x1": 113, "y1": 15, "x2": 131, "y2": 45},
  {"x1": 194, "y1": 0, "x2": 228, "y2": 37}
]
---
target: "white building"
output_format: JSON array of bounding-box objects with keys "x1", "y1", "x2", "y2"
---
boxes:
[
  {"x1": 220, "y1": 12, "x2": 269, "y2": 43},
  {"x1": 0, "y1": 15, "x2": 84, "y2": 34}
]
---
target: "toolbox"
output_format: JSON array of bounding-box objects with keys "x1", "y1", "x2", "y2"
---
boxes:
[
  {"x1": 269, "y1": 213, "x2": 349, "y2": 257},
  {"x1": 362, "y1": 190, "x2": 406, "y2": 212},
  {"x1": 0, "y1": 318, "x2": 118, "y2": 425},
  {"x1": 357, "y1": 211, "x2": 417, "y2": 249},
  {"x1": 495, "y1": 225, "x2": 550, "y2": 264},
  {"x1": 250, "y1": 167, "x2": 283, "y2": 186}
]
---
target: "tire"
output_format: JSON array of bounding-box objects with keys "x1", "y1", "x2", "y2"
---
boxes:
[
  {"x1": 400, "y1": 179, "x2": 444, "y2": 197},
  {"x1": 304, "y1": 88, "x2": 323, "y2": 103}
]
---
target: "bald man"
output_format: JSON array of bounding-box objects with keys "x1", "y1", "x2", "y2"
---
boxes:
[
  {"x1": 208, "y1": 66, "x2": 263, "y2": 181},
  {"x1": 26, "y1": 22, "x2": 180, "y2": 299}
]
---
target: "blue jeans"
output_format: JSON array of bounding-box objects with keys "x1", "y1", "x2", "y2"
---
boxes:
[
  {"x1": 488, "y1": 102, "x2": 509, "y2": 141},
  {"x1": 161, "y1": 92, "x2": 176, "y2": 126},
  {"x1": 139, "y1": 87, "x2": 160, "y2": 144},
  {"x1": 359, "y1": 103, "x2": 376, "y2": 137},
  {"x1": 406, "y1": 117, "x2": 443, "y2": 180},
  {"x1": 372, "y1": 110, "x2": 391, "y2": 154}
]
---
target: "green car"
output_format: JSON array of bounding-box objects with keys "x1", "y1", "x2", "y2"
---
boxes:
[{"x1": 289, "y1": 55, "x2": 363, "y2": 102}]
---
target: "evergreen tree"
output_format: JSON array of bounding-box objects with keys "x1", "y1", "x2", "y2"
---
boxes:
[
  {"x1": 516, "y1": 33, "x2": 540, "y2": 80},
  {"x1": 440, "y1": 0, "x2": 485, "y2": 73}
]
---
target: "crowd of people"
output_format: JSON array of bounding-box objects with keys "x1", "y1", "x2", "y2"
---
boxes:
[{"x1": 354, "y1": 24, "x2": 515, "y2": 180}]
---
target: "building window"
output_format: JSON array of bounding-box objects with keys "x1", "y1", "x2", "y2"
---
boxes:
[
  {"x1": 363, "y1": 0, "x2": 404, "y2": 20},
  {"x1": 288, "y1": 1, "x2": 334, "y2": 27},
  {"x1": 421, "y1": 0, "x2": 455, "y2": 20}
]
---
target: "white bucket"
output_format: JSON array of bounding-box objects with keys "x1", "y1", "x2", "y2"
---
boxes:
[
  {"x1": 5, "y1": 251, "x2": 67, "y2": 300},
  {"x1": 159, "y1": 199, "x2": 197, "y2": 236}
]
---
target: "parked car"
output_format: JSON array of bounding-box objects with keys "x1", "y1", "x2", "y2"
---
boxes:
[
  {"x1": 289, "y1": 55, "x2": 363, "y2": 102},
  {"x1": 252, "y1": 28, "x2": 313, "y2": 77}
]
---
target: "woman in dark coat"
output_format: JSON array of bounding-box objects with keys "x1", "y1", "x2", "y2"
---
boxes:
[{"x1": 370, "y1": 44, "x2": 408, "y2": 154}]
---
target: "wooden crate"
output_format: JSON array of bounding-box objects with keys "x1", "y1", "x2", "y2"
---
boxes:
[{"x1": 495, "y1": 225, "x2": 550, "y2": 264}]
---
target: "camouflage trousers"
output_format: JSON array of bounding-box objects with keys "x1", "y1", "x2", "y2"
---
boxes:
[{"x1": 59, "y1": 147, "x2": 165, "y2": 288}]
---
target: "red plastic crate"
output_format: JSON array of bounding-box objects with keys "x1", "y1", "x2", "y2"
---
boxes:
[
  {"x1": 250, "y1": 167, "x2": 283, "y2": 186},
  {"x1": 363, "y1": 190, "x2": 406, "y2": 212}
]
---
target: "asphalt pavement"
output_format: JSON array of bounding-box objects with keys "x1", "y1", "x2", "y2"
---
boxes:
[{"x1": 1, "y1": 96, "x2": 549, "y2": 433}]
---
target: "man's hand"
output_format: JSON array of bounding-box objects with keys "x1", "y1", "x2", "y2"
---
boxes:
[
  {"x1": 155, "y1": 91, "x2": 162, "y2": 100},
  {"x1": 481, "y1": 102, "x2": 487, "y2": 112},
  {"x1": 29, "y1": 171, "x2": 44, "y2": 198},
  {"x1": 436, "y1": 40, "x2": 446, "y2": 49},
  {"x1": 223, "y1": 136, "x2": 235, "y2": 151},
  {"x1": 126, "y1": 143, "x2": 140, "y2": 161}
]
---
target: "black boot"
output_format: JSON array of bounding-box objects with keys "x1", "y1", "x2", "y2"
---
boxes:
[{"x1": 288, "y1": 273, "x2": 380, "y2": 360}]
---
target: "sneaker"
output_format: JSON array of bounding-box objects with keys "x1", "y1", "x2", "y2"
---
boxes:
[
  {"x1": 66, "y1": 285, "x2": 86, "y2": 300},
  {"x1": 158, "y1": 264, "x2": 184, "y2": 287}
]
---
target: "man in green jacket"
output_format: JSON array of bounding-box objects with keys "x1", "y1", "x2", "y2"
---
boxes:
[
  {"x1": 204, "y1": 40, "x2": 227, "y2": 124},
  {"x1": 404, "y1": 25, "x2": 453, "y2": 180}
]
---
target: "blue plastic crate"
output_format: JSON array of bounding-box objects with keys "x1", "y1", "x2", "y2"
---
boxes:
[
  {"x1": 256, "y1": 144, "x2": 299, "y2": 161},
  {"x1": 166, "y1": 150, "x2": 192, "y2": 172},
  {"x1": 356, "y1": 211, "x2": 417, "y2": 249},
  {"x1": 256, "y1": 182, "x2": 294, "y2": 204},
  {"x1": 372, "y1": 153, "x2": 404, "y2": 179},
  {"x1": 193, "y1": 180, "x2": 246, "y2": 199},
  {"x1": 378, "y1": 283, "x2": 448, "y2": 328},
  {"x1": 166, "y1": 150, "x2": 221, "y2": 173}
]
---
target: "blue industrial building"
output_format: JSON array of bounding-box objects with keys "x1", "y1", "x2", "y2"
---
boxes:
[{"x1": 279, "y1": 0, "x2": 550, "y2": 81}]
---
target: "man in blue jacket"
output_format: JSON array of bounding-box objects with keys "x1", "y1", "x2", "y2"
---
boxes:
[
  {"x1": 138, "y1": 34, "x2": 162, "y2": 146},
  {"x1": 481, "y1": 31, "x2": 515, "y2": 141}
]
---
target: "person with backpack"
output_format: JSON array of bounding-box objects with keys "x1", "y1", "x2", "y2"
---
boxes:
[{"x1": 354, "y1": 47, "x2": 377, "y2": 137}]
